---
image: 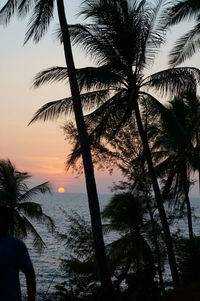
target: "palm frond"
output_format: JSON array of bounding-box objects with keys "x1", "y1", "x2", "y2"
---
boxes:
[
  {"x1": 107, "y1": 232, "x2": 152, "y2": 267},
  {"x1": 169, "y1": 22, "x2": 200, "y2": 66},
  {"x1": 143, "y1": 67, "x2": 200, "y2": 96},
  {"x1": 17, "y1": 201, "x2": 55, "y2": 232},
  {"x1": 0, "y1": 159, "x2": 31, "y2": 205},
  {"x1": 76, "y1": 65, "x2": 123, "y2": 91},
  {"x1": 24, "y1": 0, "x2": 54, "y2": 44},
  {"x1": 12, "y1": 209, "x2": 28, "y2": 238},
  {"x1": 166, "y1": 0, "x2": 200, "y2": 26},
  {"x1": 33, "y1": 64, "x2": 123, "y2": 92},
  {"x1": 141, "y1": 0, "x2": 167, "y2": 67},
  {"x1": 102, "y1": 193, "x2": 143, "y2": 231},
  {"x1": 29, "y1": 89, "x2": 110, "y2": 124},
  {"x1": 18, "y1": 181, "x2": 52, "y2": 202},
  {"x1": 28, "y1": 98, "x2": 73, "y2": 124},
  {"x1": 18, "y1": 0, "x2": 34, "y2": 17},
  {"x1": 0, "y1": 0, "x2": 17, "y2": 25},
  {"x1": 21, "y1": 215, "x2": 46, "y2": 251},
  {"x1": 139, "y1": 92, "x2": 187, "y2": 143},
  {"x1": 33, "y1": 66, "x2": 68, "y2": 87},
  {"x1": 66, "y1": 22, "x2": 122, "y2": 66}
]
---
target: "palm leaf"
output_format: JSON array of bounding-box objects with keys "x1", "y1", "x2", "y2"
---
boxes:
[
  {"x1": 29, "y1": 89, "x2": 110, "y2": 124},
  {"x1": 12, "y1": 209, "x2": 28, "y2": 238},
  {"x1": 18, "y1": 0, "x2": 34, "y2": 17},
  {"x1": 17, "y1": 201, "x2": 55, "y2": 232},
  {"x1": 143, "y1": 67, "x2": 200, "y2": 96},
  {"x1": 169, "y1": 21, "x2": 200, "y2": 66},
  {"x1": 33, "y1": 66, "x2": 68, "y2": 87},
  {"x1": 166, "y1": 0, "x2": 200, "y2": 26},
  {"x1": 67, "y1": 22, "x2": 123, "y2": 66},
  {"x1": 76, "y1": 65, "x2": 124, "y2": 91},
  {"x1": 18, "y1": 181, "x2": 52, "y2": 201},
  {"x1": 33, "y1": 64, "x2": 123, "y2": 91},
  {"x1": 141, "y1": 0, "x2": 167, "y2": 67},
  {"x1": 139, "y1": 92, "x2": 187, "y2": 143},
  {"x1": 21, "y1": 215, "x2": 46, "y2": 251},
  {"x1": 0, "y1": 0, "x2": 17, "y2": 25},
  {"x1": 28, "y1": 98, "x2": 72, "y2": 124},
  {"x1": 107, "y1": 233, "x2": 153, "y2": 268},
  {"x1": 102, "y1": 193, "x2": 143, "y2": 231},
  {"x1": 24, "y1": 0, "x2": 54, "y2": 44}
]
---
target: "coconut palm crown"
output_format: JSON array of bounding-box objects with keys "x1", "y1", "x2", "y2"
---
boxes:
[
  {"x1": 0, "y1": 159, "x2": 54, "y2": 251},
  {"x1": 152, "y1": 94, "x2": 200, "y2": 239},
  {"x1": 29, "y1": 0, "x2": 200, "y2": 136}
]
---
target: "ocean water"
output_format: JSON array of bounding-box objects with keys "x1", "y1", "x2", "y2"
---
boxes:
[
  {"x1": 20, "y1": 193, "x2": 200, "y2": 300},
  {"x1": 21, "y1": 192, "x2": 112, "y2": 300}
]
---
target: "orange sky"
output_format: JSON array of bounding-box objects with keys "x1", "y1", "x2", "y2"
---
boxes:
[{"x1": 1, "y1": 1, "x2": 200, "y2": 194}]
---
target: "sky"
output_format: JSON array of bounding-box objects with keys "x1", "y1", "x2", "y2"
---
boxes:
[{"x1": 1, "y1": 0, "x2": 200, "y2": 195}]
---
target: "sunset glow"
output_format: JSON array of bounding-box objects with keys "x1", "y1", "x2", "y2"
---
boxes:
[{"x1": 58, "y1": 187, "x2": 65, "y2": 193}]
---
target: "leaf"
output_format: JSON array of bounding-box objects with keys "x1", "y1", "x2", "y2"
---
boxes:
[
  {"x1": 33, "y1": 66, "x2": 68, "y2": 87},
  {"x1": 24, "y1": 0, "x2": 54, "y2": 44},
  {"x1": 169, "y1": 21, "x2": 200, "y2": 67},
  {"x1": 165, "y1": 0, "x2": 200, "y2": 26},
  {"x1": 143, "y1": 67, "x2": 200, "y2": 96},
  {"x1": 29, "y1": 89, "x2": 110, "y2": 124},
  {"x1": 0, "y1": 0, "x2": 17, "y2": 25}
]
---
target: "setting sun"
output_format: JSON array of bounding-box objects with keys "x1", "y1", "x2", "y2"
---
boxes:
[{"x1": 58, "y1": 187, "x2": 65, "y2": 193}]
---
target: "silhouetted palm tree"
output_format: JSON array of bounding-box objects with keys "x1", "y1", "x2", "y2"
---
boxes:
[
  {"x1": 0, "y1": 0, "x2": 112, "y2": 290},
  {"x1": 166, "y1": 0, "x2": 200, "y2": 66},
  {"x1": 102, "y1": 193, "x2": 154, "y2": 281},
  {"x1": 0, "y1": 159, "x2": 54, "y2": 250},
  {"x1": 28, "y1": 0, "x2": 200, "y2": 284},
  {"x1": 152, "y1": 94, "x2": 200, "y2": 239}
]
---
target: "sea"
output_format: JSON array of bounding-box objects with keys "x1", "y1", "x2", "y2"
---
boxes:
[{"x1": 20, "y1": 192, "x2": 200, "y2": 300}]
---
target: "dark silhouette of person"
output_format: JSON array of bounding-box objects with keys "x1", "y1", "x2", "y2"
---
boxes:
[{"x1": 0, "y1": 206, "x2": 36, "y2": 301}]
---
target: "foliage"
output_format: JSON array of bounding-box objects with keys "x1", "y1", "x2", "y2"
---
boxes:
[
  {"x1": 55, "y1": 190, "x2": 165, "y2": 300},
  {"x1": 165, "y1": 0, "x2": 200, "y2": 66},
  {"x1": 0, "y1": 159, "x2": 55, "y2": 250},
  {"x1": 175, "y1": 236, "x2": 200, "y2": 284},
  {"x1": 55, "y1": 212, "x2": 100, "y2": 300},
  {"x1": 151, "y1": 94, "x2": 200, "y2": 238},
  {"x1": 29, "y1": 0, "x2": 200, "y2": 146}
]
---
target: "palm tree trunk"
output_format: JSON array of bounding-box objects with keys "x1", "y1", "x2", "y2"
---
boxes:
[
  {"x1": 183, "y1": 167, "x2": 194, "y2": 239},
  {"x1": 148, "y1": 206, "x2": 165, "y2": 295},
  {"x1": 185, "y1": 193, "x2": 194, "y2": 239},
  {"x1": 56, "y1": 0, "x2": 113, "y2": 293},
  {"x1": 133, "y1": 100, "x2": 179, "y2": 285},
  {"x1": 195, "y1": 130, "x2": 200, "y2": 191}
]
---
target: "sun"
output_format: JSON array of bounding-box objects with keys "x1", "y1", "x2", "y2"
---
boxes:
[{"x1": 58, "y1": 187, "x2": 65, "y2": 193}]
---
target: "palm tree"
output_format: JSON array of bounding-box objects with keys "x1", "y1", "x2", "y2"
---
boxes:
[
  {"x1": 0, "y1": 159, "x2": 54, "y2": 250},
  {"x1": 165, "y1": 0, "x2": 200, "y2": 66},
  {"x1": 28, "y1": 0, "x2": 200, "y2": 284},
  {"x1": 152, "y1": 94, "x2": 200, "y2": 239},
  {"x1": 101, "y1": 192, "x2": 165, "y2": 300},
  {"x1": 0, "y1": 0, "x2": 112, "y2": 291}
]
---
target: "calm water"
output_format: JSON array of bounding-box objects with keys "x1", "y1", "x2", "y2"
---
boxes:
[{"x1": 20, "y1": 193, "x2": 200, "y2": 300}]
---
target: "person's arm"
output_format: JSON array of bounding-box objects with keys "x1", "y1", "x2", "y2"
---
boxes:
[{"x1": 24, "y1": 267, "x2": 36, "y2": 301}]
